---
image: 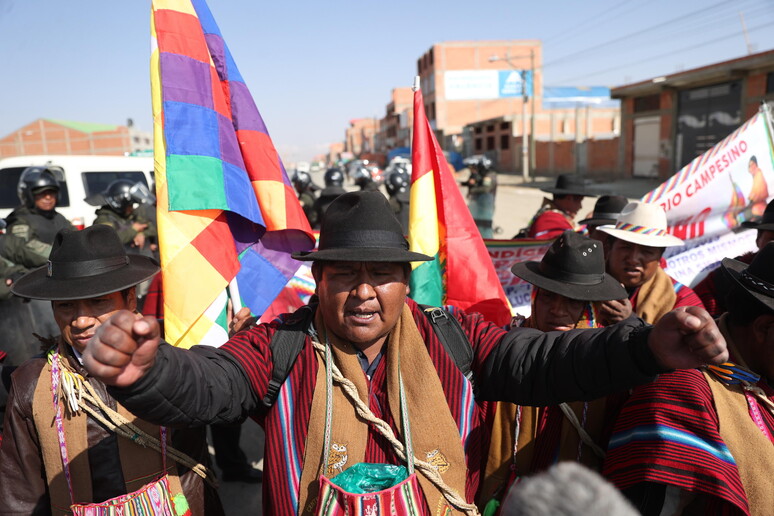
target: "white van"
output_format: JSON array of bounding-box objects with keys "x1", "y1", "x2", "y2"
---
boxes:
[{"x1": 0, "y1": 155, "x2": 154, "y2": 229}]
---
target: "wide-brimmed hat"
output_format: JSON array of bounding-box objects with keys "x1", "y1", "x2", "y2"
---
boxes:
[
  {"x1": 540, "y1": 174, "x2": 595, "y2": 197},
  {"x1": 722, "y1": 242, "x2": 774, "y2": 312},
  {"x1": 292, "y1": 191, "x2": 433, "y2": 262},
  {"x1": 597, "y1": 201, "x2": 684, "y2": 248},
  {"x1": 741, "y1": 199, "x2": 774, "y2": 231},
  {"x1": 511, "y1": 230, "x2": 626, "y2": 301},
  {"x1": 11, "y1": 225, "x2": 159, "y2": 301},
  {"x1": 579, "y1": 195, "x2": 629, "y2": 226}
]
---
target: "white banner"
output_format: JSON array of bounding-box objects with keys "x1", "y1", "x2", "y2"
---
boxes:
[
  {"x1": 645, "y1": 108, "x2": 774, "y2": 285},
  {"x1": 664, "y1": 229, "x2": 757, "y2": 287}
]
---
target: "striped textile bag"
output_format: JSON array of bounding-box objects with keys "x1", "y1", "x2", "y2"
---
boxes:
[
  {"x1": 70, "y1": 476, "x2": 182, "y2": 516},
  {"x1": 316, "y1": 471, "x2": 423, "y2": 516}
]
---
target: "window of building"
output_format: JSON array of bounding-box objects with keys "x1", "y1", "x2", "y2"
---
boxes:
[
  {"x1": 429, "y1": 51, "x2": 434, "y2": 65},
  {"x1": 417, "y1": 58, "x2": 422, "y2": 73},
  {"x1": 474, "y1": 126, "x2": 482, "y2": 134},
  {"x1": 767, "y1": 71, "x2": 774, "y2": 94},
  {"x1": 500, "y1": 122, "x2": 510, "y2": 131},
  {"x1": 474, "y1": 138, "x2": 482, "y2": 151},
  {"x1": 633, "y1": 94, "x2": 660, "y2": 113},
  {"x1": 486, "y1": 136, "x2": 495, "y2": 151},
  {"x1": 500, "y1": 134, "x2": 510, "y2": 149},
  {"x1": 486, "y1": 124, "x2": 495, "y2": 133}
]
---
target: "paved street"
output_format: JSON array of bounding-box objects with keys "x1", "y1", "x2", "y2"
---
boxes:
[{"x1": 211, "y1": 419, "x2": 264, "y2": 514}]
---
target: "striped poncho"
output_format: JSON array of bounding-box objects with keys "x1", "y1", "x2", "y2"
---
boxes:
[{"x1": 603, "y1": 368, "x2": 774, "y2": 514}]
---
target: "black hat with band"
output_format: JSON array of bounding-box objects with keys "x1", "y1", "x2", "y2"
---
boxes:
[
  {"x1": 11, "y1": 225, "x2": 159, "y2": 301},
  {"x1": 292, "y1": 190, "x2": 433, "y2": 263},
  {"x1": 511, "y1": 230, "x2": 626, "y2": 302},
  {"x1": 722, "y1": 241, "x2": 774, "y2": 312},
  {"x1": 579, "y1": 195, "x2": 629, "y2": 226}
]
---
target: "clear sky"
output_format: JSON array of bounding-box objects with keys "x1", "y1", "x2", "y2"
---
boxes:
[{"x1": 1, "y1": 0, "x2": 773, "y2": 163}]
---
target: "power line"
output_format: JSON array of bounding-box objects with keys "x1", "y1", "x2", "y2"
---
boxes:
[
  {"x1": 543, "y1": 0, "x2": 640, "y2": 44},
  {"x1": 622, "y1": 4, "x2": 773, "y2": 49},
  {"x1": 551, "y1": 19, "x2": 774, "y2": 85},
  {"x1": 543, "y1": 0, "x2": 752, "y2": 69}
]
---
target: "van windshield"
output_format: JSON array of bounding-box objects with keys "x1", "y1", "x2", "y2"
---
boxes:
[
  {"x1": 0, "y1": 167, "x2": 71, "y2": 209},
  {"x1": 82, "y1": 171, "x2": 148, "y2": 197}
]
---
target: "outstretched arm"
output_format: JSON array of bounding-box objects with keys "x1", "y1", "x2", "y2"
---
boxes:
[
  {"x1": 476, "y1": 307, "x2": 726, "y2": 406},
  {"x1": 84, "y1": 310, "x2": 260, "y2": 427}
]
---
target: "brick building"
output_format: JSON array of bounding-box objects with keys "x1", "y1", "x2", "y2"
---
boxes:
[
  {"x1": 416, "y1": 41, "x2": 621, "y2": 176},
  {"x1": 464, "y1": 102, "x2": 620, "y2": 177},
  {"x1": 417, "y1": 40, "x2": 541, "y2": 150},
  {"x1": 378, "y1": 87, "x2": 413, "y2": 151},
  {"x1": 612, "y1": 49, "x2": 774, "y2": 180},
  {"x1": 327, "y1": 141, "x2": 346, "y2": 165},
  {"x1": 0, "y1": 119, "x2": 152, "y2": 158},
  {"x1": 344, "y1": 118, "x2": 379, "y2": 155}
]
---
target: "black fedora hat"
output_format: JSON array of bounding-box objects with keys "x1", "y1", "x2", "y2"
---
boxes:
[
  {"x1": 721, "y1": 241, "x2": 774, "y2": 312},
  {"x1": 292, "y1": 191, "x2": 433, "y2": 262},
  {"x1": 540, "y1": 174, "x2": 596, "y2": 197},
  {"x1": 741, "y1": 199, "x2": 774, "y2": 231},
  {"x1": 11, "y1": 225, "x2": 159, "y2": 301},
  {"x1": 579, "y1": 195, "x2": 629, "y2": 226},
  {"x1": 511, "y1": 230, "x2": 626, "y2": 301}
]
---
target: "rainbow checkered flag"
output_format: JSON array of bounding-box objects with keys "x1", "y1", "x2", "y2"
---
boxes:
[
  {"x1": 408, "y1": 80, "x2": 511, "y2": 326},
  {"x1": 151, "y1": 0, "x2": 315, "y2": 347}
]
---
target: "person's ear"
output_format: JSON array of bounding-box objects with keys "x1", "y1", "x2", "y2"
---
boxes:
[
  {"x1": 126, "y1": 287, "x2": 138, "y2": 312},
  {"x1": 311, "y1": 262, "x2": 323, "y2": 293}
]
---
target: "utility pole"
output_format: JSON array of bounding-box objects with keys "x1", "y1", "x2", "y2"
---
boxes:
[
  {"x1": 530, "y1": 49, "x2": 536, "y2": 171},
  {"x1": 521, "y1": 67, "x2": 529, "y2": 182},
  {"x1": 739, "y1": 12, "x2": 753, "y2": 55},
  {"x1": 490, "y1": 49, "x2": 533, "y2": 181}
]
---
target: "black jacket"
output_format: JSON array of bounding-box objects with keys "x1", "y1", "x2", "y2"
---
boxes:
[{"x1": 108, "y1": 306, "x2": 660, "y2": 428}]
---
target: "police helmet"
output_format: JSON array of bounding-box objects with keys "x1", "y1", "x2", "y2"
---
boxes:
[
  {"x1": 103, "y1": 179, "x2": 136, "y2": 212},
  {"x1": 324, "y1": 168, "x2": 344, "y2": 187},
  {"x1": 385, "y1": 168, "x2": 410, "y2": 196},
  {"x1": 293, "y1": 170, "x2": 312, "y2": 192},
  {"x1": 17, "y1": 167, "x2": 61, "y2": 208},
  {"x1": 352, "y1": 167, "x2": 374, "y2": 188}
]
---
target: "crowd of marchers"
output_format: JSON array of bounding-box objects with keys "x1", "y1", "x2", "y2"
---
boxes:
[{"x1": 0, "y1": 164, "x2": 772, "y2": 515}]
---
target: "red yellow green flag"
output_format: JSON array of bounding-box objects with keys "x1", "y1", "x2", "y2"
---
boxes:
[{"x1": 408, "y1": 84, "x2": 512, "y2": 326}]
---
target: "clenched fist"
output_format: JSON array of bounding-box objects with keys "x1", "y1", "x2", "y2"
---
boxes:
[{"x1": 83, "y1": 310, "x2": 161, "y2": 387}]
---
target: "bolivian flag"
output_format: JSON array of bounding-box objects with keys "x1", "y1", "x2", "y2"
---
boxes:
[{"x1": 408, "y1": 83, "x2": 512, "y2": 326}]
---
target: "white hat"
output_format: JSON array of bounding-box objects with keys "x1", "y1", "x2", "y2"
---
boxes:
[{"x1": 597, "y1": 201, "x2": 684, "y2": 248}]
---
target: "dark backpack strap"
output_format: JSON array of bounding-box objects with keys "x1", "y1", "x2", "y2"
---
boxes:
[
  {"x1": 261, "y1": 305, "x2": 315, "y2": 409},
  {"x1": 262, "y1": 303, "x2": 476, "y2": 408},
  {"x1": 420, "y1": 305, "x2": 476, "y2": 394}
]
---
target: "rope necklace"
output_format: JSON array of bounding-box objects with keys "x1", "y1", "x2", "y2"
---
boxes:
[{"x1": 311, "y1": 336, "x2": 479, "y2": 515}]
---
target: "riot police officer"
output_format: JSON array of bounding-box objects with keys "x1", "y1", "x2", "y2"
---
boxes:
[
  {"x1": 385, "y1": 166, "x2": 411, "y2": 234},
  {"x1": 463, "y1": 156, "x2": 497, "y2": 238},
  {"x1": 292, "y1": 170, "x2": 318, "y2": 228},
  {"x1": 5, "y1": 167, "x2": 74, "y2": 252},
  {"x1": 352, "y1": 166, "x2": 380, "y2": 192},
  {"x1": 88, "y1": 179, "x2": 156, "y2": 251},
  {"x1": 312, "y1": 168, "x2": 347, "y2": 226}
]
